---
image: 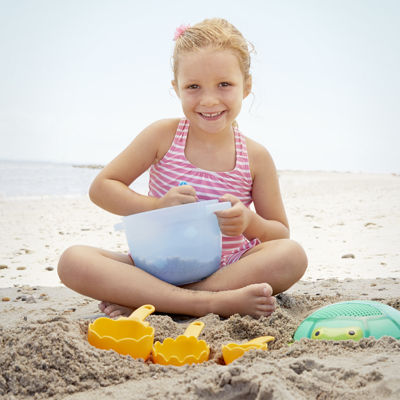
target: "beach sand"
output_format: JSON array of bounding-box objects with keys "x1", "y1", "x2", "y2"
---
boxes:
[{"x1": 1, "y1": 171, "x2": 400, "y2": 399}]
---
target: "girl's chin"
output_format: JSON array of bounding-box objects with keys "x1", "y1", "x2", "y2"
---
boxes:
[{"x1": 193, "y1": 123, "x2": 233, "y2": 136}]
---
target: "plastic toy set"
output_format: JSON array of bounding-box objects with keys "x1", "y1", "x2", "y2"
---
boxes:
[
  {"x1": 87, "y1": 304, "x2": 275, "y2": 366},
  {"x1": 87, "y1": 300, "x2": 400, "y2": 366}
]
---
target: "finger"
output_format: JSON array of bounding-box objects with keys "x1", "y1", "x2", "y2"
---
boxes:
[
  {"x1": 176, "y1": 193, "x2": 197, "y2": 204},
  {"x1": 179, "y1": 197, "x2": 197, "y2": 204},
  {"x1": 217, "y1": 217, "x2": 242, "y2": 227},
  {"x1": 177, "y1": 185, "x2": 197, "y2": 197},
  {"x1": 215, "y1": 203, "x2": 242, "y2": 218},
  {"x1": 219, "y1": 193, "x2": 240, "y2": 205},
  {"x1": 165, "y1": 193, "x2": 197, "y2": 207},
  {"x1": 217, "y1": 215, "x2": 242, "y2": 226},
  {"x1": 218, "y1": 220, "x2": 244, "y2": 236}
]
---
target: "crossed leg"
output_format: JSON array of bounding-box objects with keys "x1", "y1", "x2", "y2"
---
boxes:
[
  {"x1": 58, "y1": 238, "x2": 307, "y2": 318},
  {"x1": 186, "y1": 239, "x2": 307, "y2": 294}
]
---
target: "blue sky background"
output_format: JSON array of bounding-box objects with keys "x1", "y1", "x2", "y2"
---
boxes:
[{"x1": 1, "y1": 0, "x2": 399, "y2": 173}]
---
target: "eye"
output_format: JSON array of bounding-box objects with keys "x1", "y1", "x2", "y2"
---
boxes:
[
  {"x1": 219, "y1": 82, "x2": 231, "y2": 87},
  {"x1": 348, "y1": 330, "x2": 355, "y2": 336},
  {"x1": 187, "y1": 84, "x2": 199, "y2": 90},
  {"x1": 314, "y1": 330, "x2": 320, "y2": 336}
]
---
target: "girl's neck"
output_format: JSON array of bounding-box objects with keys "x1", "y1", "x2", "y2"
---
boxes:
[
  {"x1": 187, "y1": 122, "x2": 235, "y2": 144},
  {"x1": 185, "y1": 124, "x2": 236, "y2": 172}
]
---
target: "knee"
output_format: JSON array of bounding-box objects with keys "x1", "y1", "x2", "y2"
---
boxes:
[
  {"x1": 57, "y1": 245, "x2": 86, "y2": 286},
  {"x1": 283, "y1": 239, "x2": 308, "y2": 279}
]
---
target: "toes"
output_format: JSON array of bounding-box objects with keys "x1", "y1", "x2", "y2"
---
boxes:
[
  {"x1": 261, "y1": 283, "x2": 273, "y2": 297},
  {"x1": 104, "y1": 304, "x2": 118, "y2": 314},
  {"x1": 120, "y1": 308, "x2": 134, "y2": 317},
  {"x1": 109, "y1": 309, "x2": 123, "y2": 318},
  {"x1": 255, "y1": 298, "x2": 276, "y2": 317},
  {"x1": 256, "y1": 292, "x2": 276, "y2": 307},
  {"x1": 257, "y1": 303, "x2": 275, "y2": 312},
  {"x1": 251, "y1": 282, "x2": 273, "y2": 297},
  {"x1": 99, "y1": 302, "x2": 133, "y2": 318},
  {"x1": 98, "y1": 301, "x2": 110, "y2": 313},
  {"x1": 267, "y1": 296, "x2": 276, "y2": 306},
  {"x1": 259, "y1": 295, "x2": 276, "y2": 305},
  {"x1": 255, "y1": 307, "x2": 274, "y2": 317}
]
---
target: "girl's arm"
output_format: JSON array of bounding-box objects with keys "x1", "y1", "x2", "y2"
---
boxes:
[
  {"x1": 216, "y1": 139, "x2": 289, "y2": 242},
  {"x1": 89, "y1": 119, "x2": 196, "y2": 216},
  {"x1": 246, "y1": 139, "x2": 290, "y2": 241}
]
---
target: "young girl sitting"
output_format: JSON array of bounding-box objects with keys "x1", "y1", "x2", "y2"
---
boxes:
[{"x1": 58, "y1": 18, "x2": 307, "y2": 318}]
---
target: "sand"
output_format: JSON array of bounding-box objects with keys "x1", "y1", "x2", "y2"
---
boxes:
[{"x1": 1, "y1": 171, "x2": 400, "y2": 399}]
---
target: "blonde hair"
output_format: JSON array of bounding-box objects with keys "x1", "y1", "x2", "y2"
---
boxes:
[{"x1": 172, "y1": 18, "x2": 254, "y2": 82}]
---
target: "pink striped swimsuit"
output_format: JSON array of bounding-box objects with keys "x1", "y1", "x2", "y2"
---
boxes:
[{"x1": 148, "y1": 118, "x2": 260, "y2": 267}]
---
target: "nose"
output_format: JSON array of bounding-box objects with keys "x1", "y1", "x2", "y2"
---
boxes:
[{"x1": 199, "y1": 89, "x2": 219, "y2": 107}]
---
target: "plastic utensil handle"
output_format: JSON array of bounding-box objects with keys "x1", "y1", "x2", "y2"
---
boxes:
[
  {"x1": 204, "y1": 201, "x2": 231, "y2": 214},
  {"x1": 246, "y1": 336, "x2": 275, "y2": 346},
  {"x1": 183, "y1": 321, "x2": 205, "y2": 338},
  {"x1": 128, "y1": 304, "x2": 155, "y2": 321}
]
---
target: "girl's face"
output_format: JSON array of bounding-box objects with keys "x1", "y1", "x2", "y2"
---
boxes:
[{"x1": 173, "y1": 48, "x2": 252, "y2": 136}]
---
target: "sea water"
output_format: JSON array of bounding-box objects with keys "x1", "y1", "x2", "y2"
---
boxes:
[{"x1": 0, "y1": 160, "x2": 149, "y2": 197}]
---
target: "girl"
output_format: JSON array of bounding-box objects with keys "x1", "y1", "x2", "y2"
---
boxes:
[{"x1": 58, "y1": 18, "x2": 307, "y2": 318}]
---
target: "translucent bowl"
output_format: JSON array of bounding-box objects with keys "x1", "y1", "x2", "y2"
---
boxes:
[{"x1": 119, "y1": 200, "x2": 231, "y2": 285}]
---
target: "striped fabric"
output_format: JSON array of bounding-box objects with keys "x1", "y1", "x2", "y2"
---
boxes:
[{"x1": 148, "y1": 118, "x2": 260, "y2": 266}]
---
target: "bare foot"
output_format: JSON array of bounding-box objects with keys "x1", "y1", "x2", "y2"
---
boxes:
[
  {"x1": 98, "y1": 283, "x2": 275, "y2": 319},
  {"x1": 209, "y1": 283, "x2": 276, "y2": 318},
  {"x1": 98, "y1": 301, "x2": 134, "y2": 318}
]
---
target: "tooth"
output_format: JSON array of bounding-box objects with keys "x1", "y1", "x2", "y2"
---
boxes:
[{"x1": 202, "y1": 112, "x2": 221, "y2": 117}]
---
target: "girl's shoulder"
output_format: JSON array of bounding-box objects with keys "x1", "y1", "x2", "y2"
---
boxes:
[
  {"x1": 144, "y1": 118, "x2": 180, "y2": 139},
  {"x1": 244, "y1": 136, "x2": 276, "y2": 179},
  {"x1": 142, "y1": 118, "x2": 180, "y2": 163}
]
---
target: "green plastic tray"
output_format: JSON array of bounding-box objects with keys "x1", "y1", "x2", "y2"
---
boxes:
[{"x1": 294, "y1": 300, "x2": 400, "y2": 341}]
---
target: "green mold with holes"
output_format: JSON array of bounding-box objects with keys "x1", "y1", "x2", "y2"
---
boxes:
[{"x1": 294, "y1": 300, "x2": 400, "y2": 341}]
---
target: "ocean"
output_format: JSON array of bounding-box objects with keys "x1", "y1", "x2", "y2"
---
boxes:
[{"x1": 0, "y1": 161, "x2": 149, "y2": 197}]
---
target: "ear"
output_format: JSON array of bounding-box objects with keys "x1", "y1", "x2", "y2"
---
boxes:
[
  {"x1": 243, "y1": 75, "x2": 252, "y2": 99},
  {"x1": 171, "y1": 80, "x2": 180, "y2": 98}
]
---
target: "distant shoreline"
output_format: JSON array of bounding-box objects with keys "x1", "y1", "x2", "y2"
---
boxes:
[
  {"x1": 72, "y1": 164, "x2": 104, "y2": 170},
  {"x1": 0, "y1": 160, "x2": 105, "y2": 170},
  {"x1": 0, "y1": 159, "x2": 398, "y2": 175}
]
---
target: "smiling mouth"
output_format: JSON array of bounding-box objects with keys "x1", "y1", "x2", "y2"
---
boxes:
[{"x1": 199, "y1": 111, "x2": 225, "y2": 121}]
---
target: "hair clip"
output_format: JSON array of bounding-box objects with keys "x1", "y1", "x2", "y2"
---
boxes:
[{"x1": 173, "y1": 24, "x2": 190, "y2": 41}]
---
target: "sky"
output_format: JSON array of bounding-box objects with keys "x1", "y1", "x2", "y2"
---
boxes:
[{"x1": 0, "y1": 0, "x2": 399, "y2": 173}]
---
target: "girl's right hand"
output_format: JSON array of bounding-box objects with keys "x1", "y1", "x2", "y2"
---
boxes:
[{"x1": 158, "y1": 184, "x2": 198, "y2": 208}]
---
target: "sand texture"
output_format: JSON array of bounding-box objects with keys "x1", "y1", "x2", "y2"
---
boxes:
[{"x1": 1, "y1": 171, "x2": 400, "y2": 399}]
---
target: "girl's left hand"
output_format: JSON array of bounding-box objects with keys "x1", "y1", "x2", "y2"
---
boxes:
[{"x1": 214, "y1": 194, "x2": 251, "y2": 237}]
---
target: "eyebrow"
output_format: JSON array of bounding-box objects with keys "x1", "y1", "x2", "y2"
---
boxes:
[{"x1": 181, "y1": 77, "x2": 235, "y2": 85}]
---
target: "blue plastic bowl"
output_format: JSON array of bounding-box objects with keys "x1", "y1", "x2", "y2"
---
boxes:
[{"x1": 120, "y1": 200, "x2": 231, "y2": 285}]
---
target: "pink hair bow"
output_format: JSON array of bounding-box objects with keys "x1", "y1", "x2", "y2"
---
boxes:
[{"x1": 173, "y1": 24, "x2": 190, "y2": 40}]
